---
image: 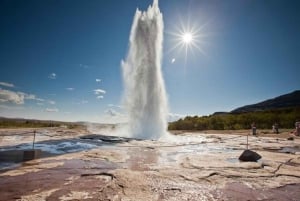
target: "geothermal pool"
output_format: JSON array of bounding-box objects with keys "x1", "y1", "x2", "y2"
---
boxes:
[
  {"x1": 1, "y1": 127, "x2": 300, "y2": 201},
  {"x1": 0, "y1": 129, "x2": 232, "y2": 170}
]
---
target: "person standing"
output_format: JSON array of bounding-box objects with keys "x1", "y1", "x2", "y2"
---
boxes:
[
  {"x1": 295, "y1": 121, "x2": 300, "y2": 136},
  {"x1": 251, "y1": 122, "x2": 256, "y2": 135},
  {"x1": 273, "y1": 123, "x2": 279, "y2": 134}
]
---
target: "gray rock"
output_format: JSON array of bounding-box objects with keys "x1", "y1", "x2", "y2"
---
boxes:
[{"x1": 239, "y1": 149, "x2": 261, "y2": 162}]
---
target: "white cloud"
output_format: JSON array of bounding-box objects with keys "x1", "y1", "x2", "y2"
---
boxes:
[
  {"x1": 108, "y1": 104, "x2": 123, "y2": 109},
  {"x1": 24, "y1": 94, "x2": 35, "y2": 100},
  {"x1": 0, "y1": 89, "x2": 25, "y2": 104},
  {"x1": 45, "y1": 108, "x2": 59, "y2": 112},
  {"x1": 97, "y1": 95, "x2": 104, "y2": 99},
  {"x1": 0, "y1": 82, "x2": 14, "y2": 88},
  {"x1": 168, "y1": 113, "x2": 184, "y2": 122},
  {"x1": 0, "y1": 89, "x2": 44, "y2": 105},
  {"x1": 66, "y1": 88, "x2": 75, "y2": 91},
  {"x1": 99, "y1": 109, "x2": 128, "y2": 124},
  {"x1": 94, "y1": 89, "x2": 106, "y2": 95},
  {"x1": 105, "y1": 109, "x2": 121, "y2": 117},
  {"x1": 48, "y1": 73, "x2": 56, "y2": 79},
  {"x1": 24, "y1": 94, "x2": 44, "y2": 102},
  {"x1": 48, "y1": 100, "x2": 56, "y2": 105},
  {"x1": 96, "y1": 79, "x2": 101, "y2": 83},
  {"x1": 171, "y1": 58, "x2": 176, "y2": 63}
]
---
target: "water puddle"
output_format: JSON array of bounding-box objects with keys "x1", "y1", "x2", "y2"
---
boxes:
[
  {"x1": 279, "y1": 146, "x2": 300, "y2": 154},
  {"x1": 0, "y1": 136, "x2": 110, "y2": 171},
  {"x1": 263, "y1": 146, "x2": 300, "y2": 154},
  {"x1": 0, "y1": 133, "x2": 249, "y2": 172}
]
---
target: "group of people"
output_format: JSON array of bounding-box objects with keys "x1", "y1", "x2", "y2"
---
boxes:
[{"x1": 251, "y1": 121, "x2": 300, "y2": 136}]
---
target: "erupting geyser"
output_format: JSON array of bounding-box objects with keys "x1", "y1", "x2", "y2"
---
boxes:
[{"x1": 122, "y1": 0, "x2": 168, "y2": 139}]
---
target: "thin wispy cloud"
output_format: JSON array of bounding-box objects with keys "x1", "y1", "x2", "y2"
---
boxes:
[
  {"x1": 0, "y1": 82, "x2": 14, "y2": 88},
  {"x1": 35, "y1": 98, "x2": 45, "y2": 102},
  {"x1": 108, "y1": 104, "x2": 123, "y2": 109},
  {"x1": 97, "y1": 95, "x2": 104, "y2": 99},
  {"x1": 48, "y1": 100, "x2": 56, "y2": 105},
  {"x1": 23, "y1": 94, "x2": 36, "y2": 100},
  {"x1": 45, "y1": 108, "x2": 59, "y2": 112},
  {"x1": 24, "y1": 94, "x2": 44, "y2": 102},
  {"x1": 79, "y1": 64, "x2": 90, "y2": 69},
  {"x1": 73, "y1": 100, "x2": 89, "y2": 105},
  {"x1": 168, "y1": 113, "x2": 184, "y2": 122},
  {"x1": 48, "y1": 73, "x2": 56, "y2": 79},
  {"x1": 102, "y1": 109, "x2": 128, "y2": 123},
  {"x1": 0, "y1": 104, "x2": 24, "y2": 110},
  {"x1": 94, "y1": 89, "x2": 106, "y2": 95},
  {"x1": 81, "y1": 100, "x2": 88, "y2": 104},
  {"x1": 66, "y1": 88, "x2": 75, "y2": 91},
  {"x1": 96, "y1": 79, "x2": 101, "y2": 83},
  {"x1": 23, "y1": 93, "x2": 44, "y2": 102},
  {"x1": 105, "y1": 109, "x2": 121, "y2": 117},
  {"x1": 171, "y1": 58, "x2": 176, "y2": 63},
  {"x1": 102, "y1": 104, "x2": 126, "y2": 123}
]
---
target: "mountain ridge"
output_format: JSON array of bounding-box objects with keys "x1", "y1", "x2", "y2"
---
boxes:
[{"x1": 230, "y1": 90, "x2": 300, "y2": 113}]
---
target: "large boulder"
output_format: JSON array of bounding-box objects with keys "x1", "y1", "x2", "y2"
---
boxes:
[{"x1": 239, "y1": 149, "x2": 261, "y2": 162}]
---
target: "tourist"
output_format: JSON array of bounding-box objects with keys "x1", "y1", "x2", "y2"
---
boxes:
[
  {"x1": 273, "y1": 123, "x2": 279, "y2": 134},
  {"x1": 295, "y1": 121, "x2": 300, "y2": 136},
  {"x1": 251, "y1": 122, "x2": 256, "y2": 135}
]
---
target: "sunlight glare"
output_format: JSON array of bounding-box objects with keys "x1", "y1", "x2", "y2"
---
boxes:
[{"x1": 182, "y1": 32, "x2": 193, "y2": 44}]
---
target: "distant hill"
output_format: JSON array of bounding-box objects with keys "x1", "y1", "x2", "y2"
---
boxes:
[
  {"x1": 231, "y1": 90, "x2": 300, "y2": 113},
  {"x1": 0, "y1": 117, "x2": 85, "y2": 128},
  {"x1": 169, "y1": 90, "x2": 300, "y2": 130}
]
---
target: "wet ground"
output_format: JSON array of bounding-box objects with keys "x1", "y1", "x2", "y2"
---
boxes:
[{"x1": 0, "y1": 128, "x2": 300, "y2": 201}]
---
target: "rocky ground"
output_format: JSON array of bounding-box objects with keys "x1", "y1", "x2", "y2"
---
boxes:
[{"x1": 0, "y1": 127, "x2": 299, "y2": 201}]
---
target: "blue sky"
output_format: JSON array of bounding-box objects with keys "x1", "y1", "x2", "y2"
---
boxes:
[{"x1": 0, "y1": 0, "x2": 299, "y2": 122}]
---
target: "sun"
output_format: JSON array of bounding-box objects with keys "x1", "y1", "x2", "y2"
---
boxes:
[
  {"x1": 166, "y1": 19, "x2": 208, "y2": 73},
  {"x1": 182, "y1": 32, "x2": 193, "y2": 44},
  {"x1": 167, "y1": 23, "x2": 206, "y2": 56}
]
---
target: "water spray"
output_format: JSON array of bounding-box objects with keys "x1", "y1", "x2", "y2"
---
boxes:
[{"x1": 122, "y1": 0, "x2": 168, "y2": 139}]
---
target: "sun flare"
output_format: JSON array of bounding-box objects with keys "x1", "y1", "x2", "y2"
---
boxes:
[
  {"x1": 167, "y1": 23, "x2": 206, "y2": 56},
  {"x1": 182, "y1": 32, "x2": 193, "y2": 44},
  {"x1": 166, "y1": 19, "x2": 208, "y2": 73}
]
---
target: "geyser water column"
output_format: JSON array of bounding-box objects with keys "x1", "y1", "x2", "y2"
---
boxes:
[{"x1": 122, "y1": 0, "x2": 168, "y2": 139}]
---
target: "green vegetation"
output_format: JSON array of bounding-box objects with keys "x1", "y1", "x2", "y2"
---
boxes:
[
  {"x1": 168, "y1": 107, "x2": 300, "y2": 130},
  {"x1": 0, "y1": 118, "x2": 84, "y2": 129}
]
